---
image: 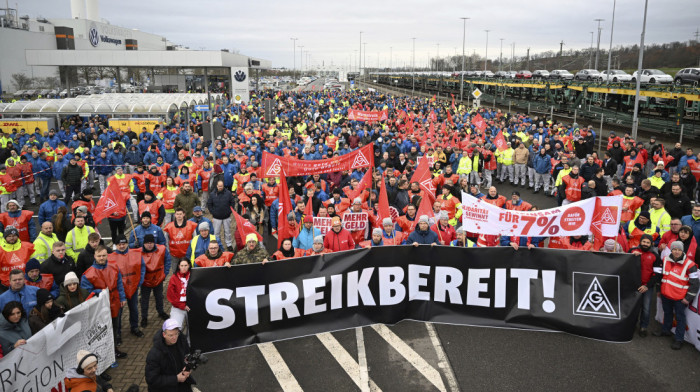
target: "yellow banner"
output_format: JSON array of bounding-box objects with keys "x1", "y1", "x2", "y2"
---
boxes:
[
  {"x1": 108, "y1": 118, "x2": 164, "y2": 134},
  {"x1": 0, "y1": 119, "x2": 51, "y2": 134}
]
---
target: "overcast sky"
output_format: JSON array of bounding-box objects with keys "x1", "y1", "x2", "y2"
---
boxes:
[{"x1": 22, "y1": 0, "x2": 700, "y2": 69}]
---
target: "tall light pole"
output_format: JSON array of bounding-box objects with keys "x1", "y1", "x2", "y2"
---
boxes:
[
  {"x1": 290, "y1": 38, "x2": 298, "y2": 83},
  {"x1": 460, "y1": 17, "x2": 469, "y2": 101},
  {"x1": 484, "y1": 30, "x2": 490, "y2": 71},
  {"x1": 589, "y1": 32, "x2": 594, "y2": 68},
  {"x1": 436, "y1": 43, "x2": 440, "y2": 72},
  {"x1": 605, "y1": 0, "x2": 617, "y2": 85},
  {"x1": 594, "y1": 19, "x2": 604, "y2": 69},
  {"x1": 299, "y1": 46, "x2": 304, "y2": 74},
  {"x1": 359, "y1": 31, "x2": 363, "y2": 77},
  {"x1": 499, "y1": 38, "x2": 504, "y2": 72},
  {"x1": 632, "y1": 0, "x2": 648, "y2": 139},
  {"x1": 412, "y1": 37, "x2": 416, "y2": 95},
  {"x1": 390, "y1": 46, "x2": 393, "y2": 71},
  {"x1": 510, "y1": 42, "x2": 514, "y2": 72},
  {"x1": 363, "y1": 42, "x2": 367, "y2": 76}
]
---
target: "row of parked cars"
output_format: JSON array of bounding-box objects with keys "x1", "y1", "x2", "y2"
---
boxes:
[{"x1": 452, "y1": 67, "x2": 699, "y2": 85}]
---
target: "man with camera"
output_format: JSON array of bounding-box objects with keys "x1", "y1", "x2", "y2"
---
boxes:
[{"x1": 145, "y1": 319, "x2": 197, "y2": 392}]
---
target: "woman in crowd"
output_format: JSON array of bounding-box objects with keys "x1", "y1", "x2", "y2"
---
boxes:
[
  {"x1": 55, "y1": 272, "x2": 89, "y2": 312},
  {"x1": 167, "y1": 259, "x2": 191, "y2": 328},
  {"x1": 243, "y1": 194, "x2": 267, "y2": 235},
  {"x1": 0, "y1": 301, "x2": 32, "y2": 355},
  {"x1": 270, "y1": 238, "x2": 305, "y2": 261},
  {"x1": 28, "y1": 288, "x2": 64, "y2": 334},
  {"x1": 678, "y1": 225, "x2": 697, "y2": 262},
  {"x1": 159, "y1": 176, "x2": 180, "y2": 225}
]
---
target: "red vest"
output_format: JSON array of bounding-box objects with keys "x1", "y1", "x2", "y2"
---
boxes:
[
  {"x1": 0, "y1": 210, "x2": 34, "y2": 242},
  {"x1": 111, "y1": 174, "x2": 134, "y2": 200},
  {"x1": 382, "y1": 231, "x2": 406, "y2": 246},
  {"x1": 563, "y1": 175, "x2": 585, "y2": 202},
  {"x1": 160, "y1": 188, "x2": 179, "y2": 210},
  {"x1": 26, "y1": 274, "x2": 54, "y2": 292},
  {"x1": 481, "y1": 195, "x2": 506, "y2": 208},
  {"x1": 163, "y1": 221, "x2": 198, "y2": 258},
  {"x1": 621, "y1": 196, "x2": 643, "y2": 223},
  {"x1": 197, "y1": 169, "x2": 213, "y2": 192},
  {"x1": 18, "y1": 162, "x2": 34, "y2": 184},
  {"x1": 83, "y1": 264, "x2": 121, "y2": 318},
  {"x1": 108, "y1": 250, "x2": 143, "y2": 299},
  {"x1": 0, "y1": 242, "x2": 34, "y2": 286},
  {"x1": 661, "y1": 256, "x2": 696, "y2": 300},
  {"x1": 271, "y1": 249, "x2": 305, "y2": 260},
  {"x1": 138, "y1": 200, "x2": 163, "y2": 225},
  {"x1": 146, "y1": 172, "x2": 165, "y2": 195},
  {"x1": 142, "y1": 245, "x2": 167, "y2": 288},
  {"x1": 72, "y1": 199, "x2": 96, "y2": 215},
  {"x1": 195, "y1": 252, "x2": 234, "y2": 267},
  {"x1": 304, "y1": 248, "x2": 330, "y2": 256},
  {"x1": 132, "y1": 172, "x2": 147, "y2": 193}
]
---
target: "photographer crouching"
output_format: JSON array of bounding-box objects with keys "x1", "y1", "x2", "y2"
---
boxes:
[{"x1": 146, "y1": 318, "x2": 205, "y2": 391}]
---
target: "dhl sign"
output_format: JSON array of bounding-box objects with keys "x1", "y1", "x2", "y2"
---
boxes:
[
  {"x1": 108, "y1": 118, "x2": 164, "y2": 134},
  {"x1": 0, "y1": 119, "x2": 54, "y2": 134}
]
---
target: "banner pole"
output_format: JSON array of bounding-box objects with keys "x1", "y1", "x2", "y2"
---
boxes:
[{"x1": 126, "y1": 206, "x2": 137, "y2": 245}]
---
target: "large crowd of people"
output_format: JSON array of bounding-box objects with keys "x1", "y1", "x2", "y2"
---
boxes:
[{"x1": 0, "y1": 88, "x2": 699, "y2": 389}]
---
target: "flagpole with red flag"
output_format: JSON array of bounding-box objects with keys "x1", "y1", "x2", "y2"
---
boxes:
[
  {"x1": 93, "y1": 180, "x2": 127, "y2": 225},
  {"x1": 231, "y1": 207, "x2": 264, "y2": 244},
  {"x1": 277, "y1": 172, "x2": 294, "y2": 248}
]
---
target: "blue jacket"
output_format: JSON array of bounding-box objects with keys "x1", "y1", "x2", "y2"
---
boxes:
[
  {"x1": 533, "y1": 153, "x2": 552, "y2": 174},
  {"x1": 80, "y1": 262, "x2": 126, "y2": 302},
  {"x1": 129, "y1": 223, "x2": 167, "y2": 248},
  {"x1": 0, "y1": 210, "x2": 37, "y2": 241},
  {"x1": 0, "y1": 284, "x2": 39, "y2": 314},
  {"x1": 406, "y1": 228, "x2": 439, "y2": 245},
  {"x1": 52, "y1": 157, "x2": 68, "y2": 180},
  {"x1": 293, "y1": 226, "x2": 322, "y2": 250},
  {"x1": 143, "y1": 150, "x2": 159, "y2": 166},
  {"x1": 681, "y1": 214, "x2": 700, "y2": 244},
  {"x1": 678, "y1": 155, "x2": 697, "y2": 170},
  {"x1": 38, "y1": 198, "x2": 67, "y2": 224},
  {"x1": 186, "y1": 234, "x2": 222, "y2": 263},
  {"x1": 125, "y1": 149, "x2": 143, "y2": 165},
  {"x1": 189, "y1": 216, "x2": 214, "y2": 236},
  {"x1": 94, "y1": 156, "x2": 113, "y2": 175},
  {"x1": 32, "y1": 158, "x2": 52, "y2": 179}
]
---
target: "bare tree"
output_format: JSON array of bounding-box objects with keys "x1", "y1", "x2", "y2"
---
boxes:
[{"x1": 11, "y1": 73, "x2": 33, "y2": 90}]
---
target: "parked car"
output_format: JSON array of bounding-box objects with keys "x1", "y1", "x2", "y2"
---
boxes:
[
  {"x1": 574, "y1": 69, "x2": 600, "y2": 81},
  {"x1": 12, "y1": 90, "x2": 26, "y2": 97},
  {"x1": 674, "y1": 68, "x2": 700, "y2": 86},
  {"x1": 631, "y1": 69, "x2": 673, "y2": 84},
  {"x1": 549, "y1": 70, "x2": 575, "y2": 80},
  {"x1": 515, "y1": 70, "x2": 532, "y2": 79},
  {"x1": 597, "y1": 70, "x2": 633, "y2": 82},
  {"x1": 494, "y1": 71, "x2": 508, "y2": 78},
  {"x1": 505, "y1": 71, "x2": 517, "y2": 79},
  {"x1": 532, "y1": 70, "x2": 550, "y2": 79},
  {"x1": 482, "y1": 70, "x2": 495, "y2": 78}
]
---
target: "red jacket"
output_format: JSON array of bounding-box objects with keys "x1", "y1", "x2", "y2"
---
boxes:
[
  {"x1": 167, "y1": 270, "x2": 190, "y2": 310},
  {"x1": 324, "y1": 228, "x2": 355, "y2": 252},
  {"x1": 431, "y1": 223, "x2": 456, "y2": 245}
]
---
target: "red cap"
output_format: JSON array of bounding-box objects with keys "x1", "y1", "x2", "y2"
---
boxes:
[{"x1": 303, "y1": 215, "x2": 313, "y2": 224}]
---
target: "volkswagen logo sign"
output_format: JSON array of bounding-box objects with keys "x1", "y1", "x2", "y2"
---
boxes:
[
  {"x1": 88, "y1": 23, "x2": 99, "y2": 47},
  {"x1": 234, "y1": 70, "x2": 247, "y2": 82}
]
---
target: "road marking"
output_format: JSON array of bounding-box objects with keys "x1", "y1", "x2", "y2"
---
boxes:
[
  {"x1": 371, "y1": 324, "x2": 447, "y2": 392},
  {"x1": 258, "y1": 343, "x2": 304, "y2": 392},
  {"x1": 425, "y1": 323, "x2": 461, "y2": 392},
  {"x1": 317, "y1": 332, "x2": 382, "y2": 392},
  {"x1": 356, "y1": 327, "x2": 370, "y2": 392}
]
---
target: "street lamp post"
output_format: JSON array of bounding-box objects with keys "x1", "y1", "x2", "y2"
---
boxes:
[
  {"x1": 484, "y1": 30, "x2": 490, "y2": 71},
  {"x1": 589, "y1": 32, "x2": 594, "y2": 68},
  {"x1": 412, "y1": 37, "x2": 416, "y2": 95},
  {"x1": 290, "y1": 38, "x2": 298, "y2": 83},
  {"x1": 359, "y1": 31, "x2": 363, "y2": 78},
  {"x1": 594, "y1": 19, "x2": 604, "y2": 70},
  {"x1": 632, "y1": 0, "x2": 649, "y2": 140},
  {"x1": 436, "y1": 43, "x2": 440, "y2": 72},
  {"x1": 499, "y1": 38, "x2": 504, "y2": 73},
  {"x1": 605, "y1": 0, "x2": 617, "y2": 86},
  {"x1": 299, "y1": 46, "x2": 304, "y2": 74},
  {"x1": 390, "y1": 46, "x2": 392, "y2": 71},
  {"x1": 460, "y1": 17, "x2": 469, "y2": 102}
]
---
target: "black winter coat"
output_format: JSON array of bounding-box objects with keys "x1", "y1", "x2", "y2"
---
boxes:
[
  {"x1": 40, "y1": 254, "x2": 76, "y2": 286},
  {"x1": 206, "y1": 188, "x2": 236, "y2": 220},
  {"x1": 61, "y1": 163, "x2": 83, "y2": 187},
  {"x1": 145, "y1": 331, "x2": 195, "y2": 392}
]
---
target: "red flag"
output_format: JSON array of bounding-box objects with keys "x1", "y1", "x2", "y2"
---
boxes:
[
  {"x1": 277, "y1": 173, "x2": 294, "y2": 248},
  {"x1": 493, "y1": 130, "x2": 508, "y2": 152},
  {"x1": 660, "y1": 145, "x2": 674, "y2": 167},
  {"x1": 430, "y1": 110, "x2": 437, "y2": 123},
  {"x1": 417, "y1": 192, "x2": 435, "y2": 223},
  {"x1": 446, "y1": 110, "x2": 454, "y2": 126},
  {"x1": 472, "y1": 113, "x2": 487, "y2": 131},
  {"x1": 231, "y1": 207, "x2": 263, "y2": 244},
  {"x1": 451, "y1": 94, "x2": 455, "y2": 110},
  {"x1": 412, "y1": 157, "x2": 436, "y2": 203},
  {"x1": 377, "y1": 180, "x2": 391, "y2": 224},
  {"x1": 93, "y1": 181, "x2": 126, "y2": 224},
  {"x1": 304, "y1": 194, "x2": 314, "y2": 217}
]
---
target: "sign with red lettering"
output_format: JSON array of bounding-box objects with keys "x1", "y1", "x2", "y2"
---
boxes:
[
  {"x1": 461, "y1": 194, "x2": 622, "y2": 237},
  {"x1": 262, "y1": 144, "x2": 374, "y2": 178},
  {"x1": 342, "y1": 212, "x2": 368, "y2": 231},
  {"x1": 347, "y1": 109, "x2": 388, "y2": 122},
  {"x1": 313, "y1": 217, "x2": 332, "y2": 235}
]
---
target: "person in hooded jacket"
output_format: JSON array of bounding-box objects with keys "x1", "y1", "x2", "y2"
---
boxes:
[
  {"x1": 0, "y1": 301, "x2": 31, "y2": 355},
  {"x1": 64, "y1": 349, "x2": 114, "y2": 392},
  {"x1": 145, "y1": 319, "x2": 196, "y2": 392},
  {"x1": 28, "y1": 288, "x2": 63, "y2": 334}
]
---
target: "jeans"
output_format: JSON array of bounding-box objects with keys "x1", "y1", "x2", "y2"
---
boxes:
[
  {"x1": 661, "y1": 295, "x2": 688, "y2": 342},
  {"x1": 212, "y1": 216, "x2": 233, "y2": 247},
  {"x1": 639, "y1": 288, "x2": 653, "y2": 329},
  {"x1": 118, "y1": 293, "x2": 139, "y2": 334},
  {"x1": 140, "y1": 281, "x2": 165, "y2": 319},
  {"x1": 39, "y1": 177, "x2": 51, "y2": 200}
]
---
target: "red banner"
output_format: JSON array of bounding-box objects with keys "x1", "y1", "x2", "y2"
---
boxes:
[
  {"x1": 93, "y1": 181, "x2": 126, "y2": 224},
  {"x1": 494, "y1": 130, "x2": 508, "y2": 152},
  {"x1": 472, "y1": 113, "x2": 487, "y2": 132},
  {"x1": 262, "y1": 144, "x2": 374, "y2": 178},
  {"x1": 347, "y1": 109, "x2": 388, "y2": 122}
]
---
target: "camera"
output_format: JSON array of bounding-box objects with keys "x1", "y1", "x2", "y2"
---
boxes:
[{"x1": 184, "y1": 350, "x2": 208, "y2": 371}]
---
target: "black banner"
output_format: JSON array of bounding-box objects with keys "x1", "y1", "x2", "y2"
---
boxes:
[{"x1": 187, "y1": 247, "x2": 642, "y2": 353}]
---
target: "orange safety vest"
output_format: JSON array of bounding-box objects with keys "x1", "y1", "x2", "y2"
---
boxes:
[
  {"x1": 194, "y1": 252, "x2": 234, "y2": 267},
  {"x1": 505, "y1": 200, "x2": 532, "y2": 211},
  {"x1": 132, "y1": 172, "x2": 147, "y2": 193},
  {"x1": 660, "y1": 256, "x2": 697, "y2": 301},
  {"x1": 304, "y1": 248, "x2": 330, "y2": 256},
  {"x1": 0, "y1": 242, "x2": 34, "y2": 286},
  {"x1": 72, "y1": 199, "x2": 96, "y2": 215},
  {"x1": 0, "y1": 210, "x2": 34, "y2": 242},
  {"x1": 83, "y1": 264, "x2": 121, "y2": 318},
  {"x1": 146, "y1": 172, "x2": 165, "y2": 195},
  {"x1": 621, "y1": 196, "x2": 643, "y2": 223},
  {"x1": 262, "y1": 184, "x2": 279, "y2": 207},
  {"x1": 26, "y1": 274, "x2": 55, "y2": 292},
  {"x1": 626, "y1": 221, "x2": 659, "y2": 249},
  {"x1": 18, "y1": 162, "x2": 34, "y2": 184},
  {"x1": 142, "y1": 245, "x2": 167, "y2": 288},
  {"x1": 396, "y1": 215, "x2": 418, "y2": 234},
  {"x1": 111, "y1": 174, "x2": 134, "y2": 200},
  {"x1": 160, "y1": 187, "x2": 179, "y2": 210},
  {"x1": 138, "y1": 200, "x2": 163, "y2": 224},
  {"x1": 108, "y1": 250, "x2": 143, "y2": 300},
  {"x1": 382, "y1": 232, "x2": 406, "y2": 246},
  {"x1": 163, "y1": 221, "x2": 198, "y2": 258},
  {"x1": 481, "y1": 195, "x2": 506, "y2": 208},
  {"x1": 271, "y1": 249, "x2": 306, "y2": 260},
  {"x1": 563, "y1": 175, "x2": 585, "y2": 202}
]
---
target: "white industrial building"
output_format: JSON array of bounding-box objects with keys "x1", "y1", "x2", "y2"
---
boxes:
[{"x1": 0, "y1": 0, "x2": 270, "y2": 103}]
